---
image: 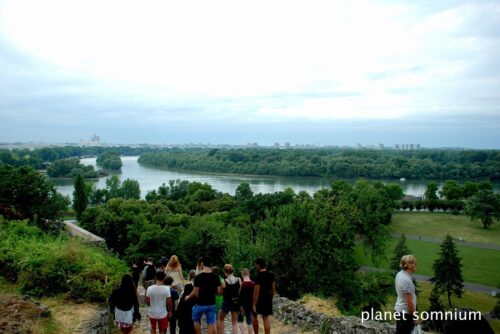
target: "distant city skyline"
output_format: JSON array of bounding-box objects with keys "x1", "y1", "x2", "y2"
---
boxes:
[{"x1": 1, "y1": 0, "x2": 499, "y2": 149}]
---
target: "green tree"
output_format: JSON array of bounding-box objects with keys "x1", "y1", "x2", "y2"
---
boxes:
[
  {"x1": 96, "y1": 151, "x2": 122, "y2": 170},
  {"x1": 431, "y1": 235, "x2": 464, "y2": 307},
  {"x1": 427, "y1": 286, "x2": 445, "y2": 332},
  {"x1": 235, "y1": 182, "x2": 254, "y2": 202},
  {"x1": 0, "y1": 165, "x2": 68, "y2": 230},
  {"x1": 105, "y1": 175, "x2": 122, "y2": 200},
  {"x1": 385, "y1": 182, "x2": 404, "y2": 202},
  {"x1": 121, "y1": 178, "x2": 141, "y2": 199},
  {"x1": 465, "y1": 189, "x2": 500, "y2": 229},
  {"x1": 439, "y1": 180, "x2": 463, "y2": 200},
  {"x1": 72, "y1": 173, "x2": 88, "y2": 221},
  {"x1": 424, "y1": 181, "x2": 439, "y2": 201},
  {"x1": 390, "y1": 234, "x2": 411, "y2": 273}
]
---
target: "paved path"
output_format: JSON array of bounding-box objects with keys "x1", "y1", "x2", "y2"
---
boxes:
[
  {"x1": 359, "y1": 266, "x2": 498, "y2": 295},
  {"x1": 391, "y1": 233, "x2": 500, "y2": 250}
]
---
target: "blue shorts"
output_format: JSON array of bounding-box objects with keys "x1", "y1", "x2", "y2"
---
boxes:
[{"x1": 192, "y1": 304, "x2": 217, "y2": 325}]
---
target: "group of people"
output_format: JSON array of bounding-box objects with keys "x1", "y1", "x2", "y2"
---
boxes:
[{"x1": 109, "y1": 255, "x2": 276, "y2": 334}]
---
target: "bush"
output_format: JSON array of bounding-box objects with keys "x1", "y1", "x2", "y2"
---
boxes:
[{"x1": 0, "y1": 217, "x2": 127, "y2": 302}]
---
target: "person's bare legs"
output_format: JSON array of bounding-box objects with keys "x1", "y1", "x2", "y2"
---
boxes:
[
  {"x1": 193, "y1": 322, "x2": 201, "y2": 334},
  {"x1": 238, "y1": 321, "x2": 245, "y2": 334},
  {"x1": 231, "y1": 311, "x2": 239, "y2": 334},
  {"x1": 218, "y1": 310, "x2": 227, "y2": 334},
  {"x1": 262, "y1": 316, "x2": 270, "y2": 334},
  {"x1": 252, "y1": 315, "x2": 259, "y2": 334},
  {"x1": 207, "y1": 323, "x2": 217, "y2": 334}
]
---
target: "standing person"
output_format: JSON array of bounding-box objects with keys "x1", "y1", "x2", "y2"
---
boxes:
[
  {"x1": 211, "y1": 266, "x2": 225, "y2": 333},
  {"x1": 252, "y1": 258, "x2": 275, "y2": 334},
  {"x1": 161, "y1": 254, "x2": 169, "y2": 267},
  {"x1": 394, "y1": 255, "x2": 418, "y2": 334},
  {"x1": 109, "y1": 274, "x2": 141, "y2": 334},
  {"x1": 219, "y1": 264, "x2": 241, "y2": 334},
  {"x1": 237, "y1": 269, "x2": 255, "y2": 334},
  {"x1": 165, "y1": 277, "x2": 180, "y2": 334},
  {"x1": 165, "y1": 255, "x2": 186, "y2": 292},
  {"x1": 143, "y1": 258, "x2": 157, "y2": 296},
  {"x1": 178, "y1": 270, "x2": 196, "y2": 334},
  {"x1": 131, "y1": 261, "x2": 141, "y2": 291},
  {"x1": 185, "y1": 256, "x2": 221, "y2": 334},
  {"x1": 146, "y1": 271, "x2": 173, "y2": 334}
]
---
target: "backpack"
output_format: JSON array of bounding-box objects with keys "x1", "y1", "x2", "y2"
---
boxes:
[{"x1": 144, "y1": 264, "x2": 156, "y2": 281}]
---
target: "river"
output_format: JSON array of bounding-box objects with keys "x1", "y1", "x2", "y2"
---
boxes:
[{"x1": 52, "y1": 156, "x2": 498, "y2": 199}]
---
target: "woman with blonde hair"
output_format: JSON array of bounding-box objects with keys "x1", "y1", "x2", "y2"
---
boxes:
[
  {"x1": 218, "y1": 264, "x2": 241, "y2": 334},
  {"x1": 165, "y1": 255, "x2": 185, "y2": 292},
  {"x1": 394, "y1": 255, "x2": 418, "y2": 334}
]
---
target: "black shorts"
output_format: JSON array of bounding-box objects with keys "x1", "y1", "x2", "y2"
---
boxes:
[{"x1": 256, "y1": 301, "x2": 273, "y2": 316}]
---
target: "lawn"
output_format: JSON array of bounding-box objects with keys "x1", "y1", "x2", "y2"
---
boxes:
[
  {"x1": 391, "y1": 212, "x2": 500, "y2": 245},
  {"x1": 355, "y1": 238, "x2": 500, "y2": 287}
]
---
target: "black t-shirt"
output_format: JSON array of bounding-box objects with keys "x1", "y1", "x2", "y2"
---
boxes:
[
  {"x1": 145, "y1": 264, "x2": 156, "y2": 280},
  {"x1": 194, "y1": 272, "x2": 221, "y2": 306},
  {"x1": 254, "y1": 271, "x2": 274, "y2": 305}
]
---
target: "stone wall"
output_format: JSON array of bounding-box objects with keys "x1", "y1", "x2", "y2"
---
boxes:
[
  {"x1": 74, "y1": 307, "x2": 111, "y2": 334},
  {"x1": 63, "y1": 220, "x2": 106, "y2": 248},
  {"x1": 273, "y1": 296, "x2": 397, "y2": 334}
]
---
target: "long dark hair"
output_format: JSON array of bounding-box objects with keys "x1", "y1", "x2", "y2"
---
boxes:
[
  {"x1": 119, "y1": 274, "x2": 137, "y2": 295},
  {"x1": 110, "y1": 274, "x2": 139, "y2": 311}
]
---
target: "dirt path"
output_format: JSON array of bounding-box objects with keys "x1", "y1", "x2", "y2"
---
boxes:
[{"x1": 132, "y1": 287, "x2": 307, "y2": 334}]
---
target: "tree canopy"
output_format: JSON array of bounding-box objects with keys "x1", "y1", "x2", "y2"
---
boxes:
[
  {"x1": 0, "y1": 165, "x2": 68, "y2": 230},
  {"x1": 137, "y1": 148, "x2": 500, "y2": 180},
  {"x1": 465, "y1": 189, "x2": 500, "y2": 228}
]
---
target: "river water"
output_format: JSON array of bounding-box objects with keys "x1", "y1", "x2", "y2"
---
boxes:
[{"x1": 53, "y1": 156, "x2": 497, "y2": 199}]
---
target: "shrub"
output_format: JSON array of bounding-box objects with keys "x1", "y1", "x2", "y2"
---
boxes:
[{"x1": 0, "y1": 217, "x2": 127, "y2": 302}]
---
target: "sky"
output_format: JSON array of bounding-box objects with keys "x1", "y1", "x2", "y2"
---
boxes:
[{"x1": 0, "y1": 0, "x2": 499, "y2": 148}]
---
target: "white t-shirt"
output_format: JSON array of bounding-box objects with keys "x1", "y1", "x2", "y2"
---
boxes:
[
  {"x1": 394, "y1": 270, "x2": 416, "y2": 313},
  {"x1": 146, "y1": 285, "x2": 171, "y2": 319}
]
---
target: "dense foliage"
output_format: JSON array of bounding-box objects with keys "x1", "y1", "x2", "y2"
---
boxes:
[
  {"x1": 88, "y1": 176, "x2": 141, "y2": 204},
  {"x1": 96, "y1": 151, "x2": 122, "y2": 170},
  {"x1": 0, "y1": 146, "x2": 153, "y2": 169},
  {"x1": 80, "y1": 179, "x2": 398, "y2": 312},
  {"x1": 138, "y1": 148, "x2": 500, "y2": 180},
  {"x1": 465, "y1": 189, "x2": 500, "y2": 229},
  {"x1": 0, "y1": 165, "x2": 68, "y2": 230},
  {"x1": 73, "y1": 174, "x2": 88, "y2": 221},
  {"x1": 397, "y1": 180, "x2": 498, "y2": 216},
  {"x1": 0, "y1": 217, "x2": 128, "y2": 302},
  {"x1": 47, "y1": 158, "x2": 100, "y2": 178}
]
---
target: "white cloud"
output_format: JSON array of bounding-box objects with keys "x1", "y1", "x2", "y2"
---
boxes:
[{"x1": 0, "y1": 0, "x2": 499, "y2": 145}]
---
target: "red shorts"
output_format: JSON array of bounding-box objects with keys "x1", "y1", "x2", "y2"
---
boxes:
[{"x1": 149, "y1": 316, "x2": 169, "y2": 331}]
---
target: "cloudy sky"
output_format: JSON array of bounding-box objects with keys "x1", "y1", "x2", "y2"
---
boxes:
[{"x1": 0, "y1": 0, "x2": 499, "y2": 148}]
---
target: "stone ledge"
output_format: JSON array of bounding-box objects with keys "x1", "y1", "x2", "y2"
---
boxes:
[{"x1": 273, "y1": 296, "x2": 396, "y2": 334}]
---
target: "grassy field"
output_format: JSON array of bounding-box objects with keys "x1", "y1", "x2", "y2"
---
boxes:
[
  {"x1": 391, "y1": 212, "x2": 500, "y2": 245},
  {"x1": 355, "y1": 238, "x2": 500, "y2": 287}
]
